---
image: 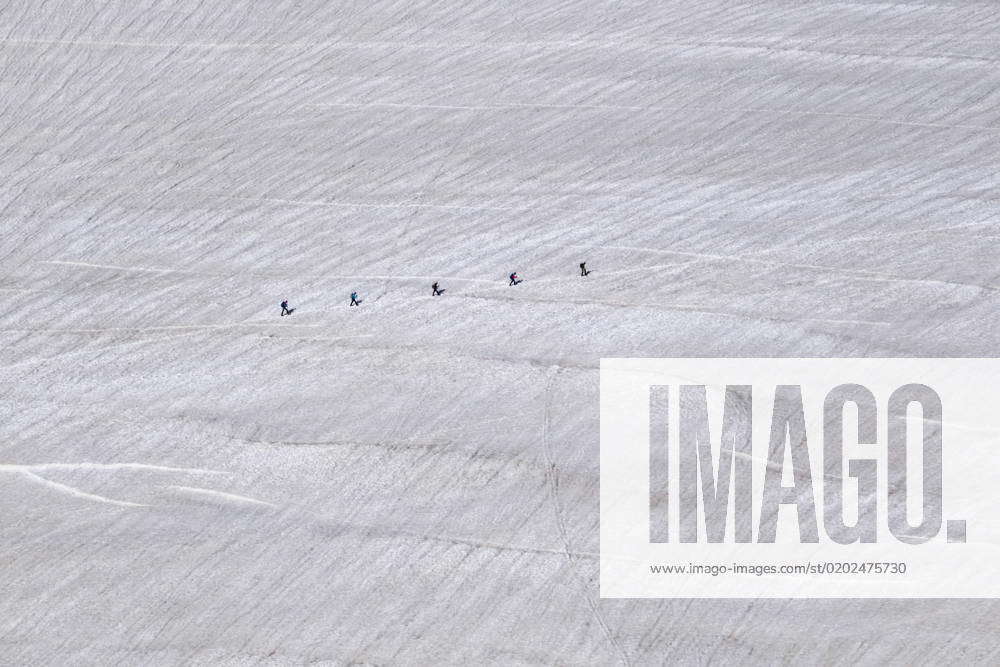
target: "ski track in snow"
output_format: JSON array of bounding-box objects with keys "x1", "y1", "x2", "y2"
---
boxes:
[
  {"x1": 0, "y1": 323, "x2": 325, "y2": 334},
  {"x1": 2, "y1": 462, "x2": 225, "y2": 475},
  {"x1": 540, "y1": 368, "x2": 632, "y2": 666},
  {"x1": 0, "y1": 463, "x2": 229, "y2": 509},
  {"x1": 164, "y1": 485, "x2": 275, "y2": 508},
  {"x1": 40, "y1": 260, "x2": 187, "y2": 274},
  {"x1": 10, "y1": 470, "x2": 146, "y2": 508},
  {"x1": 540, "y1": 243, "x2": 1000, "y2": 292}
]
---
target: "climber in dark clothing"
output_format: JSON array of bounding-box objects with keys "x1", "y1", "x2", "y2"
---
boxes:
[
  {"x1": 580, "y1": 262, "x2": 590, "y2": 276},
  {"x1": 280, "y1": 300, "x2": 292, "y2": 316},
  {"x1": 350, "y1": 291, "x2": 360, "y2": 306},
  {"x1": 509, "y1": 272, "x2": 520, "y2": 286},
  {"x1": 432, "y1": 282, "x2": 443, "y2": 296}
]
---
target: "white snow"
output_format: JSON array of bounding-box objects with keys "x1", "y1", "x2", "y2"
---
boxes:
[{"x1": 2, "y1": 0, "x2": 1000, "y2": 663}]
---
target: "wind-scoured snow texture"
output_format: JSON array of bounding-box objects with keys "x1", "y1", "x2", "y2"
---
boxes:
[{"x1": 2, "y1": 1, "x2": 1000, "y2": 664}]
